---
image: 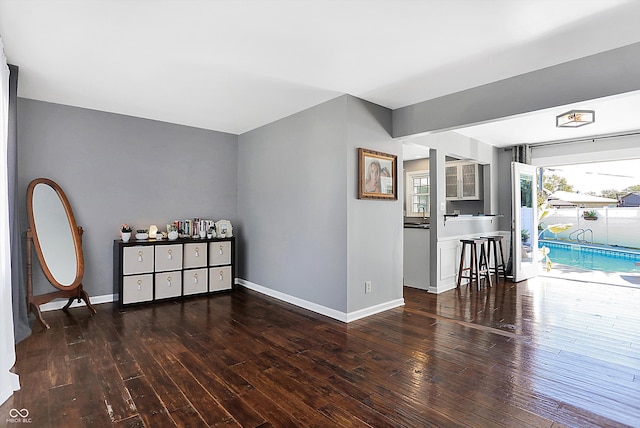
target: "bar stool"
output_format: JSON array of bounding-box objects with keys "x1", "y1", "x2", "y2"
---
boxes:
[
  {"x1": 482, "y1": 235, "x2": 507, "y2": 282},
  {"x1": 457, "y1": 238, "x2": 492, "y2": 290}
]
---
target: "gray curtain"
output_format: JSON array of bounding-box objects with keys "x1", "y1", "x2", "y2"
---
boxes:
[
  {"x1": 506, "y1": 144, "x2": 533, "y2": 276},
  {"x1": 8, "y1": 65, "x2": 31, "y2": 343},
  {"x1": 512, "y1": 144, "x2": 532, "y2": 164}
]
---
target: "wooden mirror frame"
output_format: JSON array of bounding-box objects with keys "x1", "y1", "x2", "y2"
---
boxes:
[{"x1": 26, "y1": 178, "x2": 96, "y2": 329}]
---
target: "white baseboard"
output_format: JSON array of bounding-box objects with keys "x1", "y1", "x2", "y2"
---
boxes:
[
  {"x1": 428, "y1": 283, "x2": 457, "y2": 294},
  {"x1": 39, "y1": 294, "x2": 115, "y2": 312},
  {"x1": 236, "y1": 278, "x2": 404, "y2": 323},
  {"x1": 39, "y1": 281, "x2": 406, "y2": 323},
  {"x1": 345, "y1": 298, "x2": 405, "y2": 322}
]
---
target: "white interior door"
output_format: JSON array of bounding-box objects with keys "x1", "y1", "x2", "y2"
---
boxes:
[{"x1": 512, "y1": 162, "x2": 538, "y2": 282}]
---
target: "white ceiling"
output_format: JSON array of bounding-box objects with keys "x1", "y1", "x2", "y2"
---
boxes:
[
  {"x1": 453, "y1": 89, "x2": 640, "y2": 148},
  {"x1": 2, "y1": 0, "x2": 640, "y2": 141}
]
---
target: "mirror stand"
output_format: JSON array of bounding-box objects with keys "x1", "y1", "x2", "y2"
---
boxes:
[{"x1": 26, "y1": 226, "x2": 97, "y2": 330}]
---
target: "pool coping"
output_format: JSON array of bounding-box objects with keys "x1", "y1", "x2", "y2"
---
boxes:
[{"x1": 540, "y1": 263, "x2": 640, "y2": 289}]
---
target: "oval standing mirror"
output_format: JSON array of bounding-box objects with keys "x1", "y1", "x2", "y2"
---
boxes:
[
  {"x1": 28, "y1": 179, "x2": 83, "y2": 288},
  {"x1": 26, "y1": 178, "x2": 96, "y2": 329}
]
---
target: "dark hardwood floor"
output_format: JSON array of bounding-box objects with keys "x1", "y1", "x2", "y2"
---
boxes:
[{"x1": 2, "y1": 276, "x2": 640, "y2": 427}]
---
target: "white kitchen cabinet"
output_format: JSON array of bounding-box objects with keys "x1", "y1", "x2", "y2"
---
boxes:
[{"x1": 445, "y1": 161, "x2": 480, "y2": 200}]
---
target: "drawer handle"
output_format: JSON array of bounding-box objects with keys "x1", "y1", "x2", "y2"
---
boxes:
[
  {"x1": 193, "y1": 273, "x2": 198, "y2": 284},
  {"x1": 138, "y1": 251, "x2": 143, "y2": 262},
  {"x1": 167, "y1": 249, "x2": 173, "y2": 260},
  {"x1": 219, "y1": 245, "x2": 223, "y2": 255},
  {"x1": 195, "y1": 247, "x2": 199, "y2": 257},
  {"x1": 166, "y1": 276, "x2": 172, "y2": 287},
  {"x1": 137, "y1": 279, "x2": 142, "y2": 291},
  {"x1": 219, "y1": 270, "x2": 224, "y2": 281}
]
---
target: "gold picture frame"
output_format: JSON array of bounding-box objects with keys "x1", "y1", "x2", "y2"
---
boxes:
[{"x1": 358, "y1": 148, "x2": 397, "y2": 200}]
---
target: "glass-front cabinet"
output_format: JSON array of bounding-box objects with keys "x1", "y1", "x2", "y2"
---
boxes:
[{"x1": 445, "y1": 161, "x2": 480, "y2": 200}]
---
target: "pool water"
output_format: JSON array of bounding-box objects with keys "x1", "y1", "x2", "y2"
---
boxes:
[{"x1": 539, "y1": 240, "x2": 640, "y2": 273}]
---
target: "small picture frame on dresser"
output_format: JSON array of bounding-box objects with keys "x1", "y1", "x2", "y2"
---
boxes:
[{"x1": 215, "y1": 220, "x2": 232, "y2": 238}]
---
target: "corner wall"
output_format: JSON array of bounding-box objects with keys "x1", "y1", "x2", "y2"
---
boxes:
[
  {"x1": 237, "y1": 96, "x2": 348, "y2": 313},
  {"x1": 345, "y1": 97, "x2": 403, "y2": 315},
  {"x1": 237, "y1": 95, "x2": 403, "y2": 320}
]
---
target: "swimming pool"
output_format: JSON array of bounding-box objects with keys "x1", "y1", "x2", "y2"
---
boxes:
[{"x1": 539, "y1": 240, "x2": 640, "y2": 273}]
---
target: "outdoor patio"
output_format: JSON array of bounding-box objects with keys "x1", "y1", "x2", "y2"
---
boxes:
[{"x1": 540, "y1": 262, "x2": 640, "y2": 289}]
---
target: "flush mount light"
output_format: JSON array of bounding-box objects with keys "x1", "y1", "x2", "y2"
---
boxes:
[{"x1": 556, "y1": 109, "x2": 595, "y2": 128}]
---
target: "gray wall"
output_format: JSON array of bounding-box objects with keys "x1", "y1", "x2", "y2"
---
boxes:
[
  {"x1": 238, "y1": 95, "x2": 401, "y2": 314},
  {"x1": 18, "y1": 99, "x2": 238, "y2": 297},
  {"x1": 238, "y1": 96, "x2": 348, "y2": 311},
  {"x1": 496, "y1": 148, "x2": 514, "y2": 232}
]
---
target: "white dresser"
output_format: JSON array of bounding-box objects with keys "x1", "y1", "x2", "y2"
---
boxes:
[{"x1": 114, "y1": 237, "x2": 235, "y2": 307}]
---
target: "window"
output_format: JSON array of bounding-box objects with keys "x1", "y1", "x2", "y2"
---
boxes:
[{"x1": 405, "y1": 170, "x2": 429, "y2": 217}]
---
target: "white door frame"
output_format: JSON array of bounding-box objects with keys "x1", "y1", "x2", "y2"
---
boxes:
[{"x1": 512, "y1": 162, "x2": 538, "y2": 282}]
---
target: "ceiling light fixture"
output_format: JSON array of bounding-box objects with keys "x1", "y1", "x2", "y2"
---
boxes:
[{"x1": 556, "y1": 109, "x2": 595, "y2": 128}]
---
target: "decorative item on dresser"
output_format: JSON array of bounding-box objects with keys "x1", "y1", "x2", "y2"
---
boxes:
[
  {"x1": 120, "y1": 224, "x2": 132, "y2": 243},
  {"x1": 214, "y1": 219, "x2": 233, "y2": 238},
  {"x1": 113, "y1": 236, "x2": 235, "y2": 308},
  {"x1": 135, "y1": 229, "x2": 149, "y2": 240},
  {"x1": 167, "y1": 225, "x2": 179, "y2": 241}
]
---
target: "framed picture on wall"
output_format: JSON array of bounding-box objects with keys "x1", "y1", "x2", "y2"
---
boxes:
[{"x1": 358, "y1": 148, "x2": 397, "y2": 200}]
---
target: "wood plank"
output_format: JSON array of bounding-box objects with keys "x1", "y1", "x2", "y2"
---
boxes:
[
  {"x1": 126, "y1": 341, "x2": 195, "y2": 413},
  {"x1": 47, "y1": 384, "x2": 81, "y2": 428},
  {"x1": 124, "y1": 376, "x2": 177, "y2": 427},
  {"x1": 141, "y1": 338, "x2": 240, "y2": 427}
]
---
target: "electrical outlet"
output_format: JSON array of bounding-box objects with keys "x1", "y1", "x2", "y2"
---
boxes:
[{"x1": 365, "y1": 281, "x2": 372, "y2": 294}]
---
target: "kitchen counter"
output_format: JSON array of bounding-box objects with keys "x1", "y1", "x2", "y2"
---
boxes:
[
  {"x1": 444, "y1": 213, "x2": 503, "y2": 221},
  {"x1": 404, "y1": 226, "x2": 430, "y2": 290},
  {"x1": 441, "y1": 213, "x2": 503, "y2": 238},
  {"x1": 404, "y1": 222, "x2": 430, "y2": 229}
]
